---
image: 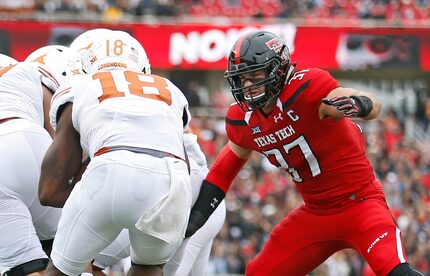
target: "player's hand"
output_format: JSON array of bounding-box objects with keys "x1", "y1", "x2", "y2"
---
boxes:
[{"x1": 322, "y1": 96, "x2": 364, "y2": 117}]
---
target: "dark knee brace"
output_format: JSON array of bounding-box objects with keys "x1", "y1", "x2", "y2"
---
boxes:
[
  {"x1": 388, "y1": 263, "x2": 424, "y2": 276},
  {"x1": 40, "y1": 238, "x2": 54, "y2": 257},
  {"x1": 3, "y1": 258, "x2": 49, "y2": 276},
  {"x1": 130, "y1": 260, "x2": 164, "y2": 270}
]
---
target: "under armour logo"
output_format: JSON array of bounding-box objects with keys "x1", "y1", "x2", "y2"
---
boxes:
[
  {"x1": 210, "y1": 197, "x2": 219, "y2": 209},
  {"x1": 251, "y1": 126, "x2": 262, "y2": 135},
  {"x1": 274, "y1": 113, "x2": 283, "y2": 123}
]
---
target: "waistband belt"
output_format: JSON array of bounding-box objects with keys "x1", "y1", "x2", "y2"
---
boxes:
[
  {"x1": 0, "y1": 117, "x2": 19, "y2": 124},
  {"x1": 94, "y1": 145, "x2": 184, "y2": 161}
]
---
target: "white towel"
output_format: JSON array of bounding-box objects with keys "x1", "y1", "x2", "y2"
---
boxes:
[{"x1": 134, "y1": 158, "x2": 192, "y2": 244}]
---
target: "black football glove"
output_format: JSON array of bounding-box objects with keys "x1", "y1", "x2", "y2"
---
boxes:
[
  {"x1": 185, "y1": 180, "x2": 225, "y2": 238},
  {"x1": 322, "y1": 95, "x2": 373, "y2": 117}
]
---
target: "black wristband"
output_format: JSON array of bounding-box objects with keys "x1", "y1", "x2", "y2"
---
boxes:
[
  {"x1": 350, "y1": 95, "x2": 373, "y2": 117},
  {"x1": 192, "y1": 180, "x2": 226, "y2": 219}
]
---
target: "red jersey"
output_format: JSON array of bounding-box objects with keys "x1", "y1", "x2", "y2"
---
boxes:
[{"x1": 226, "y1": 68, "x2": 384, "y2": 212}]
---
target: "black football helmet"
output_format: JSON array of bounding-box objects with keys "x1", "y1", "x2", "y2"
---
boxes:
[{"x1": 224, "y1": 31, "x2": 292, "y2": 111}]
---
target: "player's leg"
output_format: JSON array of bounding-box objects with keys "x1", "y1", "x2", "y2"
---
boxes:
[
  {"x1": 129, "y1": 155, "x2": 191, "y2": 276},
  {"x1": 176, "y1": 200, "x2": 226, "y2": 276},
  {"x1": 48, "y1": 153, "x2": 165, "y2": 275},
  {"x1": 245, "y1": 206, "x2": 348, "y2": 276},
  {"x1": 44, "y1": 261, "x2": 67, "y2": 276},
  {"x1": 4, "y1": 262, "x2": 50, "y2": 276},
  {"x1": 29, "y1": 198, "x2": 61, "y2": 257},
  {"x1": 129, "y1": 214, "x2": 183, "y2": 276},
  {"x1": 21, "y1": 127, "x2": 61, "y2": 257},
  {"x1": 0, "y1": 125, "x2": 52, "y2": 275},
  {"x1": 349, "y1": 197, "x2": 423, "y2": 276},
  {"x1": 92, "y1": 266, "x2": 106, "y2": 276},
  {"x1": 92, "y1": 229, "x2": 130, "y2": 272},
  {"x1": 127, "y1": 263, "x2": 163, "y2": 276},
  {"x1": 47, "y1": 162, "x2": 125, "y2": 275},
  {"x1": 93, "y1": 153, "x2": 191, "y2": 275},
  {"x1": 0, "y1": 194, "x2": 49, "y2": 275},
  {"x1": 189, "y1": 240, "x2": 213, "y2": 276},
  {"x1": 160, "y1": 238, "x2": 188, "y2": 276},
  {"x1": 163, "y1": 161, "x2": 226, "y2": 276}
]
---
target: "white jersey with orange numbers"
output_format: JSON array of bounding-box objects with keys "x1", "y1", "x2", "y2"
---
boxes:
[
  {"x1": 0, "y1": 62, "x2": 60, "y2": 125},
  {"x1": 51, "y1": 70, "x2": 191, "y2": 159}
]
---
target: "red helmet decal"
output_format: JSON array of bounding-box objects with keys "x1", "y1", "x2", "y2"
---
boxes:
[
  {"x1": 265, "y1": 38, "x2": 283, "y2": 54},
  {"x1": 233, "y1": 35, "x2": 247, "y2": 65}
]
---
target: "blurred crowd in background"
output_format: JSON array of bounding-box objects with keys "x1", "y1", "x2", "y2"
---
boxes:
[{"x1": 1, "y1": 0, "x2": 430, "y2": 22}]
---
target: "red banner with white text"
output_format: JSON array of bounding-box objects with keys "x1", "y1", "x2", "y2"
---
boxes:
[{"x1": 1, "y1": 21, "x2": 430, "y2": 71}]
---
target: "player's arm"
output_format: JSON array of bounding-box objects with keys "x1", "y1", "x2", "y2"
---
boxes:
[
  {"x1": 186, "y1": 141, "x2": 251, "y2": 237},
  {"x1": 39, "y1": 103, "x2": 83, "y2": 208},
  {"x1": 319, "y1": 87, "x2": 381, "y2": 120}
]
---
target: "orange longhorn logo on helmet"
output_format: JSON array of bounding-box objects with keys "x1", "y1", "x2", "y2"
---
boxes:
[{"x1": 33, "y1": 54, "x2": 47, "y2": 65}]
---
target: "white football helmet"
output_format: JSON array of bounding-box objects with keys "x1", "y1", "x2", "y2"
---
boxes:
[
  {"x1": 86, "y1": 30, "x2": 151, "y2": 74},
  {"x1": 0, "y1": 54, "x2": 18, "y2": 68},
  {"x1": 70, "y1": 28, "x2": 113, "y2": 72},
  {"x1": 25, "y1": 45, "x2": 84, "y2": 91},
  {"x1": 70, "y1": 28, "x2": 113, "y2": 53}
]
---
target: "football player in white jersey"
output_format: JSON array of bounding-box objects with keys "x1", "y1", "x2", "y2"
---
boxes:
[
  {"x1": 91, "y1": 132, "x2": 227, "y2": 276},
  {"x1": 69, "y1": 30, "x2": 226, "y2": 276},
  {"x1": 39, "y1": 31, "x2": 192, "y2": 276},
  {"x1": 0, "y1": 48, "x2": 82, "y2": 276}
]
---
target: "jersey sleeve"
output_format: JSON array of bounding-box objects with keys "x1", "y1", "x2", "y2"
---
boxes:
[
  {"x1": 225, "y1": 103, "x2": 249, "y2": 147},
  {"x1": 165, "y1": 77, "x2": 191, "y2": 131},
  {"x1": 49, "y1": 84, "x2": 74, "y2": 130},
  {"x1": 35, "y1": 63, "x2": 63, "y2": 93},
  {"x1": 184, "y1": 133, "x2": 207, "y2": 167},
  {"x1": 289, "y1": 68, "x2": 339, "y2": 114},
  {"x1": 306, "y1": 68, "x2": 339, "y2": 102}
]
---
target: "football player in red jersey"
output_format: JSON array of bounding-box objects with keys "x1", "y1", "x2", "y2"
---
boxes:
[{"x1": 186, "y1": 31, "x2": 423, "y2": 276}]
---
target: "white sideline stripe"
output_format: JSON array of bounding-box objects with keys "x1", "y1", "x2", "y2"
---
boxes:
[{"x1": 396, "y1": 227, "x2": 406, "y2": 263}]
